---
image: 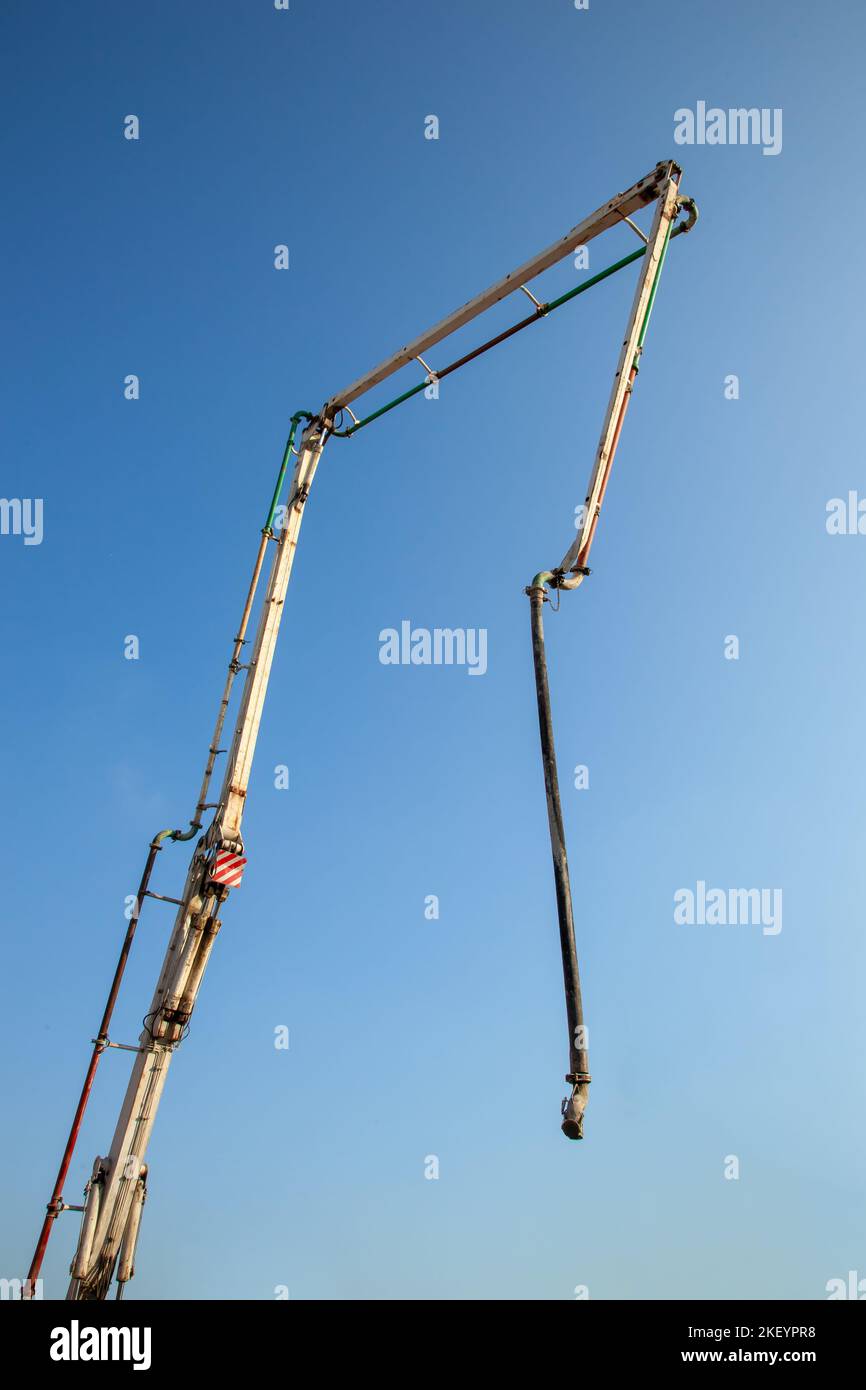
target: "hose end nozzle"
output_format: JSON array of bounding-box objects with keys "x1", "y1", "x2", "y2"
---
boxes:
[{"x1": 561, "y1": 1083, "x2": 589, "y2": 1140}]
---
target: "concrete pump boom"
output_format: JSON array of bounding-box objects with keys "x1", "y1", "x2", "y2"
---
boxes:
[{"x1": 24, "y1": 160, "x2": 696, "y2": 1299}]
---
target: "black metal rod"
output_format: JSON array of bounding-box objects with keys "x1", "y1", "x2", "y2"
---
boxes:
[{"x1": 527, "y1": 584, "x2": 590, "y2": 1139}]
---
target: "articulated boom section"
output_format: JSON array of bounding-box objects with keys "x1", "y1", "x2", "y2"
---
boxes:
[
  {"x1": 27, "y1": 160, "x2": 696, "y2": 1299},
  {"x1": 66, "y1": 426, "x2": 325, "y2": 1299}
]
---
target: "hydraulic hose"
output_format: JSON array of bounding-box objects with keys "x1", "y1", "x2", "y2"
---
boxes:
[{"x1": 527, "y1": 578, "x2": 590, "y2": 1139}]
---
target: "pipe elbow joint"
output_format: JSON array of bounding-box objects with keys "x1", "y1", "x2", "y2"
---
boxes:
[
  {"x1": 555, "y1": 570, "x2": 588, "y2": 592},
  {"x1": 527, "y1": 570, "x2": 556, "y2": 597},
  {"x1": 171, "y1": 821, "x2": 202, "y2": 843},
  {"x1": 152, "y1": 821, "x2": 202, "y2": 848},
  {"x1": 672, "y1": 196, "x2": 699, "y2": 237},
  {"x1": 526, "y1": 567, "x2": 590, "y2": 597}
]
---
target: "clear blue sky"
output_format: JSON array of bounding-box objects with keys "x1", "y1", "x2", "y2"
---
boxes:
[{"x1": 2, "y1": 0, "x2": 865, "y2": 1300}]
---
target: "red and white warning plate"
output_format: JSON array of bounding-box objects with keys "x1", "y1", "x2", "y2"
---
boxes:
[{"x1": 211, "y1": 850, "x2": 247, "y2": 888}]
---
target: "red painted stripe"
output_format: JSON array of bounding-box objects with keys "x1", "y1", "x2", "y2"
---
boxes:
[{"x1": 212, "y1": 857, "x2": 245, "y2": 886}]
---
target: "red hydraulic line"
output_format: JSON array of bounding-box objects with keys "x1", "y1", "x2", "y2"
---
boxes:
[
  {"x1": 576, "y1": 360, "x2": 638, "y2": 569},
  {"x1": 25, "y1": 835, "x2": 166, "y2": 1293}
]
